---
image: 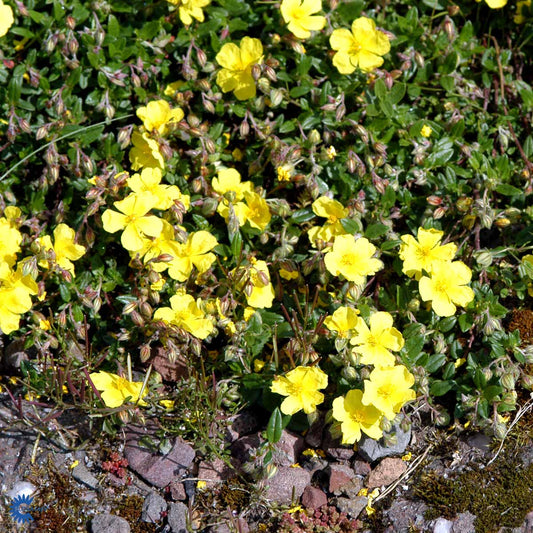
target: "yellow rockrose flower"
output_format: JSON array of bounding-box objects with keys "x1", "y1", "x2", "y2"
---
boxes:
[
  {"x1": 280, "y1": 0, "x2": 326, "y2": 40},
  {"x1": 332, "y1": 389, "x2": 383, "y2": 444},
  {"x1": 476, "y1": 0, "x2": 507, "y2": 8},
  {"x1": 37, "y1": 224, "x2": 86, "y2": 277},
  {"x1": 243, "y1": 260, "x2": 275, "y2": 309},
  {"x1": 154, "y1": 292, "x2": 215, "y2": 340},
  {"x1": 242, "y1": 191, "x2": 271, "y2": 231},
  {"x1": 324, "y1": 306, "x2": 360, "y2": 339},
  {"x1": 271, "y1": 365, "x2": 328, "y2": 415},
  {"x1": 89, "y1": 371, "x2": 148, "y2": 408},
  {"x1": 350, "y1": 311, "x2": 404, "y2": 368},
  {"x1": 0, "y1": 216, "x2": 22, "y2": 267},
  {"x1": 101, "y1": 193, "x2": 163, "y2": 252},
  {"x1": 0, "y1": 1, "x2": 14, "y2": 38},
  {"x1": 136, "y1": 100, "x2": 184, "y2": 136},
  {"x1": 127, "y1": 167, "x2": 189, "y2": 211},
  {"x1": 515, "y1": 0, "x2": 531, "y2": 23},
  {"x1": 362, "y1": 365, "x2": 416, "y2": 421},
  {"x1": 136, "y1": 219, "x2": 178, "y2": 272},
  {"x1": 166, "y1": 0, "x2": 210, "y2": 25},
  {"x1": 167, "y1": 230, "x2": 218, "y2": 282},
  {"x1": 308, "y1": 196, "x2": 349, "y2": 245},
  {"x1": 418, "y1": 260, "x2": 475, "y2": 317},
  {"x1": 330, "y1": 17, "x2": 390, "y2": 74},
  {"x1": 129, "y1": 131, "x2": 165, "y2": 171},
  {"x1": 216, "y1": 37, "x2": 263, "y2": 100},
  {"x1": 399, "y1": 227, "x2": 457, "y2": 280},
  {"x1": 324, "y1": 234, "x2": 383, "y2": 285}
]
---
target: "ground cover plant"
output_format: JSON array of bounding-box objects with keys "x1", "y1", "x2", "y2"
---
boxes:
[{"x1": 0, "y1": 0, "x2": 533, "y2": 527}]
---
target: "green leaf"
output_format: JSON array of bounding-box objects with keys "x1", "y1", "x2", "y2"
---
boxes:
[
  {"x1": 425, "y1": 353, "x2": 447, "y2": 373},
  {"x1": 388, "y1": 83, "x2": 406, "y2": 105},
  {"x1": 430, "y1": 380, "x2": 453, "y2": 396},
  {"x1": 495, "y1": 184, "x2": 522, "y2": 196},
  {"x1": 364, "y1": 223, "x2": 388, "y2": 239},
  {"x1": 266, "y1": 407, "x2": 283, "y2": 444},
  {"x1": 458, "y1": 313, "x2": 474, "y2": 333},
  {"x1": 374, "y1": 78, "x2": 387, "y2": 101}
]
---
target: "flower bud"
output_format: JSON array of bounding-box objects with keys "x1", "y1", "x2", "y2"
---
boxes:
[
  {"x1": 414, "y1": 51, "x2": 425, "y2": 69},
  {"x1": 475, "y1": 250, "x2": 493, "y2": 268},
  {"x1": 380, "y1": 417, "x2": 393, "y2": 433},
  {"x1": 264, "y1": 65, "x2": 277, "y2": 83},
  {"x1": 341, "y1": 366, "x2": 358, "y2": 381},
  {"x1": 500, "y1": 372, "x2": 516, "y2": 390},
  {"x1": 239, "y1": 120, "x2": 249, "y2": 138},
  {"x1": 483, "y1": 316, "x2": 501, "y2": 336},
  {"x1": 251, "y1": 63, "x2": 261, "y2": 81}
]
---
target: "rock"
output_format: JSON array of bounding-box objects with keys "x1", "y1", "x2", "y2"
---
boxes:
[
  {"x1": 327, "y1": 463, "x2": 362, "y2": 496},
  {"x1": 150, "y1": 346, "x2": 188, "y2": 382},
  {"x1": 169, "y1": 481, "x2": 187, "y2": 501},
  {"x1": 197, "y1": 457, "x2": 232, "y2": 487},
  {"x1": 304, "y1": 412, "x2": 326, "y2": 448},
  {"x1": 301, "y1": 486, "x2": 328, "y2": 509},
  {"x1": 367, "y1": 458, "x2": 407, "y2": 488},
  {"x1": 358, "y1": 423, "x2": 411, "y2": 462},
  {"x1": 72, "y1": 461, "x2": 99, "y2": 490},
  {"x1": 225, "y1": 411, "x2": 260, "y2": 443},
  {"x1": 167, "y1": 501, "x2": 188, "y2": 533},
  {"x1": 334, "y1": 495, "x2": 368, "y2": 519},
  {"x1": 6, "y1": 481, "x2": 37, "y2": 499},
  {"x1": 125, "y1": 425, "x2": 195, "y2": 488},
  {"x1": 521, "y1": 510, "x2": 533, "y2": 533},
  {"x1": 433, "y1": 517, "x2": 454, "y2": 533},
  {"x1": 272, "y1": 430, "x2": 305, "y2": 467},
  {"x1": 262, "y1": 466, "x2": 311, "y2": 505},
  {"x1": 3, "y1": 340, "x2": 28, "y2": 371},
  {"x1": 383, "y1": 499, "x2": 428, "y2": 531},
  {"x1": 352, "y1": 459, "x2": 371, "y2": 476},
  {"x1": 141, "y1": 491, "x2": 167, "y2": 523},
  {"x1": 90, "y1": 513, "x2": 130, "y2": 533},
  {"x1": 451, "y1": 512, "x2": 476, "y2": 533},
  {"x1": 322, "y1": 432, "x2": 355, "y2": 462},
  {"x1": 230, "y1": 433, "x2": 262, "y2": 468},
  {"x1": 210, "y1": 518, "x2": 250, "y2": 533},
  {"x1": 466, "y1": 433, "x2": 491, "y2": 453}
]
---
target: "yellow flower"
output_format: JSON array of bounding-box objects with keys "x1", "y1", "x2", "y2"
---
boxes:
[
  {"x1": 362, "y1": 365, "x2": 416, "y2": 421},
  {"x1": 0, "y1": 217, "x2": 22, "y2": 267},
  {"x1": 37, "y1": 224, "x2": 86, "y2": 277},
  {"x1": 213, "y1": 168, "x2": 254, "y2": 224},
  {"x1": 326, "y1": 146, "x2": 336, "y2": 160},
  {"x1": 330, "y1": 17, "x2": 391, "y2": 74},
  {"x1": 216, "y1": 37, "x2": 263, "y2": 100},
  {"x1": 129, "y1": 131, "x2": 165, "y2": 171},
  {"x1": 399, "y1": 227, "x2": 457, "y2": 280},
  {"x1": 279, "y1": 267, "x2": 299, "y2": 281},
  {"x1": 254, "y1": 359, "x2": 266, "y2": 372},
  {"x1": 324, "y1": 306, "x2": 360, "y2": 339},
  {"x1": 39, "y1": 319, "x2": 51, "y2": 331},
  {"x1": 160, "y1": 399, "x2": 175, "y2": 410},
  {"x1": 136, "y1": 219, "x2": 178, "y2": 272},
  {"x1": 420, "y1": 125, "x2": 432, "y2": 138},
  {"x1": 324, "y1": 234, "x2": 383, "y2": 284},
  {"x1": 0, "y1": 1, "x2": 14, "y2": 37},
  {"x1": 102, "y1": 193, "x2": 163, "y2": 252},
  {"x1": 332, "y1": 389, "x2": 383, "y2": 444},
  {"x1": 0, "y1": 262, "x2": 37, "y2": 334},
  {"x1": 237, "y1": 260, "x2": 275, "y2": 308},
  {"x1": 280, "y1": 0, "x2": 326, "y2": 40},
  {"x1": 419, "y1": 260, "x2": 475, "y2": 317},
  {"x1": 89, "y1": 371, "x2": 148, "y2": 408},
  {"x1": 350, "y1": 312, "x2": 404, "y2": 368},
  {"x1": 164, "y1": 80, "x2": 185, "y2": 97},
  {"x1": 242, "y1": 191, "x2": 271, "y2": 231},
  {"x1": 167, "y1": 231, "x2": 218, "y2": 282},
  {"x1": 154, "y1": 292, "x2": 215, "y2": 339},
  {"x1": 308, "y1": 196, "x2": 348, "y2": 245},
  {"x1": 271, "y1": 365, "x2": 328, "y2": 415},
  {"x1": 476, "y1": 0, "x2": 507, "y2": 8},
  {"x1": 515, "y1": 0, "x2": 531, "y2": 23},
  {"x1": 127, "y1": 167, "x2": 189, "y2": 211},
  {"x1": 167, "y1": 0, "x2": 210, "y2": 25},
  {"x1": 136, "y1": 100, "x2": 184, "y2": 136}
]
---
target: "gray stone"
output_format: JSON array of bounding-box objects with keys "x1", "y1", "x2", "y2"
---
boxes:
[
  {"x1": 322, "y1": 431, "x2": 355, "y2": 462},
  {"x1": 6, "y1": 481, "x2": 36, "y2": 499},
  {"x1": 384, "y1": 499, "x2": 428, "y2": 531},
  {"x1": 125, "y1": 425, "x2": 195, "y2": 488},
  {"x1": 262, "y1": 466, "x2": 311, "y2": 505},
  {"x1": 451, "y1": 512, "x2": 476, "y2": 533},
  {"x1": 466, "y1": 433, "x2": 491, "y2": 453},
  {"x1": 141, "y1": 491, "x2": 167, "y2": 523},
  {"x1": 90, "y1": 513, "x2": 131, "y2": 533},
  {"x1": 521, "y1": 510, "x2": 533, "y2": 533},
  {"x1": 225, "y1": 411, "x2": 260, "y2": 443},
  {"x1": 72, "y1": 461, "x2": 99, "y2": 490},
  {"x1": 367, "y1": 457, "x2": 407, "y2": 488},
  {"x1": 272, "y1": 430, "x2": 305, "y2": 467},
  {"x1": 210, "y1": 518, "x2": 249, "y2": 533},
  {"x1": 197, "y1": 457, "x2": 232, "y2": 487},
  {"x1": 433, "y1": 517, "x2": 454, "y2": 533},
  {"x1": 168, "y1": 501, "x2": 188, "y2": 533},
  {"x1": 169, "y1": 481, "x2": 187, "y2": 501},
  {"x1": 230, "y1": 432, "x2": 262, "y2": 468},
  {"x1": 358, "y1": 423, "x2": 411, "y2": 462},
  {"x1": 334, "y1": 495, "x2": 368, "y2": 519}
]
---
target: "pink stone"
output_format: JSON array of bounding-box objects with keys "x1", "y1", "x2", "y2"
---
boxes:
[
  {"x1": 367, "y1": 458, "x2": 407, "y2": 489},
  {"x1": 301, "y1": 486, "x2": 327, "y2": 510}
]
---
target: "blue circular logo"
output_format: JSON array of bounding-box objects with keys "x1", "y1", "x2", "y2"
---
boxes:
[{"x1": 9, "y1": 494, "x2": 35, "y2": 524}]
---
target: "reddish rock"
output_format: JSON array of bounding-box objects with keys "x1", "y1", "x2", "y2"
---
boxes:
[
  {"x1": 225, "y1": 411, "x2": 260, "y2": 443},
  {"x1": 150, "y1": 346, "x2": 188, "y2": 382},
  {"x1": 322, "y1": 432, "x2": 355, "y2": 462},
  {"x1": 125, "y1": 425, "x2": 195, "y2": 488},
  {"x1": 327, "y1": 463, "x2": 362, "y2": 496},
  {"x1": 197, "y1": 457, "x2": 232, "y2": 487},
  {"x1": 367, "y1": 457, "x2": 407, "y2": 489},
  {"x1": 262, "y1": 466, "x2": 311, "y2": 504},
  {"x1": 352, "y1": 459, "x2": 371, "y2": 477},
  {"x1": 230, "y1": 433, "x2": 262, "y2": 468},
  {"x1": 169, "y1": 481, "x2": 187, "y2": 501},
  {"x1": 301, "y1": 486, "x2": 327, "y2": 509},
  {"x1": 272, "y1": 430, "x2": 305, "y2": 467},
  {"x1": 304, "y1": 412, "x2": 326, "y2": 448}
]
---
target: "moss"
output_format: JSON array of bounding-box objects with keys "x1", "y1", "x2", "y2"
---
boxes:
[
  {"x1": 508, "y1": 309, "x2": 533, "y2": 344},
  {"x1": 414, "y1": 456, "x2": 533, "y2": 532},
  {"x1": 113, "y1": 494, "x2": 157, "y2": 533}
]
